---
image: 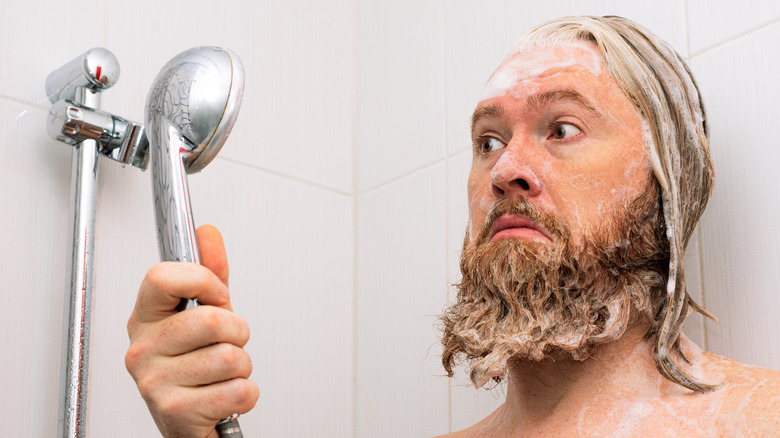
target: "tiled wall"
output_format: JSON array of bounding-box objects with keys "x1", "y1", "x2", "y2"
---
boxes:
[
  {"x1": 1, "y1": 1, "x2": 778, "y2": 437},
  {"x1": 0, "y1": 1, "x2": 354, "y2": 436}
]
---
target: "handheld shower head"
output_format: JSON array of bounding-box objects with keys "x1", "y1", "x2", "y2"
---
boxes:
[
  {"x1": 146, "y1": 46, "x2": 244, "y2": 263},
  {"x1": 145, "y1": 46, "x2": 247, "y2": 437}
]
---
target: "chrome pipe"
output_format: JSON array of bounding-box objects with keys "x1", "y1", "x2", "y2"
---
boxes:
[
  {"x1": 58, "y1": 86, "x2": 100, "y2": 438},
  {"x1": 47, "y1": 48, "x2": 120, "y2": 438}
]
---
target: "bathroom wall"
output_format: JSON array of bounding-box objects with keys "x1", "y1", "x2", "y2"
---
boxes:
[
  {"x1": 0, "y1": 0, "x2": 777, "y2": 437},
  {"x1": 0, "y1": 0, "x2": 355, "y2": 436}
]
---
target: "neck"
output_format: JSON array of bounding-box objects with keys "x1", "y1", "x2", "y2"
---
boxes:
[{"x1": 495, "y1": 323, "x2": 699, "y2": 431}]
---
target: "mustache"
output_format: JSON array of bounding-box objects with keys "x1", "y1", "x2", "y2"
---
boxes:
[{"x1": 473, "y1": 196, "x2": 569, "y2": 246}]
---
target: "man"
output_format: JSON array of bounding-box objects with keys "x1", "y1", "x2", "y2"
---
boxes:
[
  {"x1": 437, "y1": 16, "x2": 779, "y2": 436},
  {"x1": 126, "y1": 15, "x2": 779, "y2": 437}
]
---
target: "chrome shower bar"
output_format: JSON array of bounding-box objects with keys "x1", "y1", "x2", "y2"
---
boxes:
[{"x1": 46, "y1": 48, "x2": 148, "y2": 438}]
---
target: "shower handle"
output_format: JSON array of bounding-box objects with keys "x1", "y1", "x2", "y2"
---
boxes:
[{"x1": 148, "y1": 115, "x2": 245, "y2": 438}]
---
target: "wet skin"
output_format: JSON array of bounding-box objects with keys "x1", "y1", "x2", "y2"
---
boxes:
[
  {"x1": 467, "y1": 41, "x2": 649, "y2": 248},
  {"x1": 442, "y1": 42, "x2": 780, "y2": 437}
]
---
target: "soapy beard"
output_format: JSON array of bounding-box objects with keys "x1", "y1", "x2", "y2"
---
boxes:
[{"x1": 440, "y1": 183, "x2": 669, "y2": 388}]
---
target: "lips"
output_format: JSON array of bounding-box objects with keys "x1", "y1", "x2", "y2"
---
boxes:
[{"x1": 489, "y1": 214, "x2": 551, "y2": 242}]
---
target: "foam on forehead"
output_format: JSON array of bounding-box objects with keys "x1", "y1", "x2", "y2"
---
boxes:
[{"x1": 479, "y1": 41, "x2": 605, "y2": 102}]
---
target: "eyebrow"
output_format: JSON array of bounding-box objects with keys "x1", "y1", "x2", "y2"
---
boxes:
[
  {"x1": 470, "y1": 104, "x2": 505, "y2": 137},
  {"x1": 525, "y1": 89, "x2": 603, "y2": 119},
  {"x1": 470, "y1": 88, "x2": 604, "y2": 136}
]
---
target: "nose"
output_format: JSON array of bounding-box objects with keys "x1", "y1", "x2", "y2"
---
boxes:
[{"x1": 490, "y1": 147, "x2": 542, "y2": 198}]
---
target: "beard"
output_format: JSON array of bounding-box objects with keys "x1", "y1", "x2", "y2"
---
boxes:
[{"x1": 440, "y1": 183, "x2": 669, "y2": 388}]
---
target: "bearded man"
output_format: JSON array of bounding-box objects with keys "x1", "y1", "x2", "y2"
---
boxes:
[
  {"x1": 438, "y1": 15, "x2": 780, "y2": 436},
  {"x1": 125, "y1": 15, "x2": 779, "y2": 438}
]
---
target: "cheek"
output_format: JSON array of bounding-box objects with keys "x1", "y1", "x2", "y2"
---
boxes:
[
  {"x1": 467, "y1": 173, "x2": 493, "y2": 239},
  {"x1": 562, "y1": 150, "x2": 649, "y2": 228}
]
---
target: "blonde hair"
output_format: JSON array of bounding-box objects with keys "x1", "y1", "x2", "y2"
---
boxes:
[{"x1": 512, "y1": 16, "x2": 717, "y2": 391}]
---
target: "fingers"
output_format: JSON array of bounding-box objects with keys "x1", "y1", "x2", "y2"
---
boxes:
[
  {"x1": 152, "y1": 305, "x2": 250, "y2": 356},
  {"x1": 148, "y1": 378, "x2": 259, "y2": 433},
  {"x1": 125, "y1": 224, "x2": 255, "y2": 436},
  {"x1": 168, "y1": 342, "x2": 253, "y2": 387},
  {"x1": 132, "y1": 262, "x2": 230, "y2": 326},
  {"x1": 128, "y1": 337, "x2": 253, "y2": 391},
  {"x1": 196, "y1": 225, "x2": 229, "y2": 287}
]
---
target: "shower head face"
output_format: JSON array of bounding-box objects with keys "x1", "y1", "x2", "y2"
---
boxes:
[{"x1": 144, "y1": 46, "x2": 245, "y2": 173}]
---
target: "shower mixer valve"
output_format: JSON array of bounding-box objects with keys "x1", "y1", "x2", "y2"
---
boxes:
[{"x1": 46, "y1": 47, "x2": 149, "y2": 169}]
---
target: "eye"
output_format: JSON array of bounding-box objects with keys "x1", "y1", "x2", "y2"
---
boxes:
[
  {"x1": 479, "y1": 137, "x2": 505, "y2": 153},
  {"x1": 550, "y1": 123, "x2": 581, "y2": 140}
]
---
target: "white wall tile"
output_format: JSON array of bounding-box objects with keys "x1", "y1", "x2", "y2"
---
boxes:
[
  {"x1": 691, "y1": 22, "x2": 780, "y2": 369},
  {"x1": 687, "y1": 0, "x2": 780, "y2": 55},
  {"x1": 191, "y1": 161, "x2": 354, "y2": 437},
  {"x1": 444, "y1": 0, "x2": 688, "y2": 157},
  {"x1": 84, "y1": 158, "x2": 354, "y2": 436},
  {"x1": 356, "y1": 0, "x2": 446, "y2": 192},
  {"x1": 356, "y1": 163, "x2": 449, "y2": 437},
  {"x1": 0, "y1": 0, "x2": 106, "y2": 105},
  {"x1": 0, "y1": 101, "x2": 70, "y2": 436},
  {"x1": 85, "y1": 158, "x2": 162, "y2": 436},
  {"x1": 446, "y1": 151, "x2": 471, "y2": 292},
  {"x1": 103, "y1": 0, "x2": 355, "y2": 193}
]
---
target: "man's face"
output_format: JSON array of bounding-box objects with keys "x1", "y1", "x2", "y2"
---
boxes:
[{"x1": 467, "y1": 42, "x2": 650, "y2": 247}]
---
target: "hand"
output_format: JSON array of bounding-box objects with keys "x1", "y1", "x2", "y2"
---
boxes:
[{"x1": 125, "y1": 225, "x2": 259, "y2": 438}]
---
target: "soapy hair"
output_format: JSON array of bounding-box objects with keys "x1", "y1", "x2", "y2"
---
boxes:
[{"x1": 512, "y1": 16, "x2": 717, "y2": 391}]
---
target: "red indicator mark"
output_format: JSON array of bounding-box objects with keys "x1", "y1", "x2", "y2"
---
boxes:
[{"x1": 95, "y1": 66, "x2": 102, "y2": 81}]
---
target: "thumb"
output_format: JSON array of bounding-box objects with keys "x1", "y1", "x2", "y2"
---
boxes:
[{"x1": 196, "y1": 224, "x2": 230, "y2": 288}]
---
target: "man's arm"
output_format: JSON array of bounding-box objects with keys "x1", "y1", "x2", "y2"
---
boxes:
[{"x1": 125, "y1": 225, "x2": 259, "y2": 438}]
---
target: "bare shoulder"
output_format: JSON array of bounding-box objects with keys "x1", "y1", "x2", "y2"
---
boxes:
[
  {"x1": 700, "y1": 351, "x2": 780, "y2": 434},
  {"x1": 432, "y1": 406, "x2": 503, "y2": 438}
]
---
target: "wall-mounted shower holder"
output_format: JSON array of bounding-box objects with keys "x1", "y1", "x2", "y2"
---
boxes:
[{"x1": 45, "y1": 47, "x2": 148, "y2": 438}]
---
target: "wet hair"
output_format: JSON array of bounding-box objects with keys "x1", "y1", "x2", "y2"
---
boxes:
[
  {"x1": 441, "y1": 182, "x2": 669, "y2": 389},
  {"x1": 511, "y1": 16, "x2": 717, "y2": 391}
]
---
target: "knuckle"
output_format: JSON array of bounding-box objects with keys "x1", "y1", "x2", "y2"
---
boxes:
[
  {"x1": 143, "y1": 263, "x2": 170, "y2": 288},
  {"x1": 124, "y1": 341, "x2": 147, "y2": 374},
  {"x1": 135, "y1": 372, "x2": 162, "y2": 400},
  {"x1": 198, "y1": 306, "x2": 223, "y2": 335},
  {"x1": 242, "y1": 353, "x2": 254, "y2": 377},
  {"x1": 154, "y1": 392, "x2": 184, "y2": 418},
  {"x1": 216, "y1": 343, "x2": 239, "y2": 369},
  {"x1": 237, "y1": 317, "x2": 251, "y2": 345},
  {"x1": 126, "y1": 314, "x2": 137, "y2": 338},
  {"x1": 234, "y1": 380, "x2": 259, "y2": 409},
  {"x1": 246, "y1": 381, "x2": 261, "y2": 410}
]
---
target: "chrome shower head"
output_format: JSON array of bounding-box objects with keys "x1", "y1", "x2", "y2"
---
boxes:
[
  {"x1": 146, "y1": 46, "x2": 244, "y2": 263},
  {"x1": 145, "y1": 46, "x2": 245, "y2": 174}
]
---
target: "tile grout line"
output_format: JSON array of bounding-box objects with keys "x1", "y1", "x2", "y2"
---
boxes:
[
  {"x1": 0, "y1": 94, "x2": 49, "y2": 111},
  {"x1": 440, "y1": 0, "x2": 453, "y2": 432},
  {"x1": 356, "y1": 148, "x2": 471, "y2": 199},
  {"x1": 690, "y1": 16, "x2": 780, "y2": 59},
  {"x1": 215, "y1": 156, "x2": 352, "y2": 197},
  {"x1": 351, "y1": 0, "x2": 359, "y2": 435}
]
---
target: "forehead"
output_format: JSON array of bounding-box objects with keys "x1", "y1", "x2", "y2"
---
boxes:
[{"x1": 479, "y1": 41, "x2": 606, "y2": 103}]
